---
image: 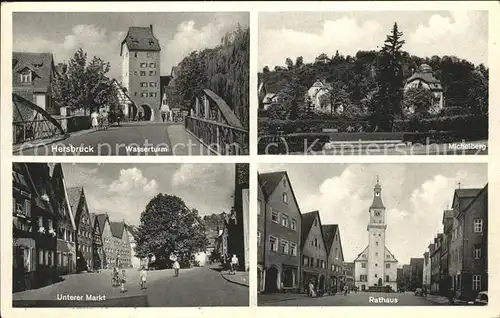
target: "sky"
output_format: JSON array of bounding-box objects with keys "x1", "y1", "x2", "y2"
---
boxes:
[
  {"x1": 258, "y1": 163, "x2": 487, "y2": 265},
  {"x1": 13, "y1": 12, "x2": 249, "y2": 80},
  {"x1": 259, "y1": 11, "x2": 488, "y2": 69},
  {"x1": 62, "y1": 163, "x2": 236, "y2": 226}
]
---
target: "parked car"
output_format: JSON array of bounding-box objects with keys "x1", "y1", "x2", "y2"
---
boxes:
[
  {"x1": 474, "y1": 291, "x2": 488, "y2": 305},
  {"x1": 414, "y1": 288, "x2": 424, "y2": 296}
]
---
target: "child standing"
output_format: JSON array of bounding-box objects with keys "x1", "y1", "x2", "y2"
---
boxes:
[
  {"x1": 140, "y1": 267, "x2": 147, "y2": 289},
  {"x1": 173, "y1": 260, "x2": 180, "y2": 277},
  {"x1": 120, "y1": 269, "x2": 127, "y2": 293}
]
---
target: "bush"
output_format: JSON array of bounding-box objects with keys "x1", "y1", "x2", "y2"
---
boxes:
[
  {"x1": 259, "y1": 118, "x2": 371, "y2": 135},
  {"x1": 66, "y1": 115, "x2": 91, "y2": 133},
  {"x1": 393, "y1": 114, "x2": 488, "y2": 135}
]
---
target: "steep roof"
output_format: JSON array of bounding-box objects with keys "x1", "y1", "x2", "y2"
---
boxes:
[
  {"x1": 354, "y1": 245, "x2": 369, "y2": 262},
  {"x1": 110, "y1": 221, "x2": 125, "y2": 238},
  {"x1": 406, "y1": 71, "x2": 443, "y2": 90},
  {"x1": 451, "y1": 188, "x2": 483, "y2": 211},
  {"x1": 126, "y1": 224, "x2": 139, "y2": 238},
  {"x1": 321, "y1": 224, "x2": 338, "y2": 252},
  {"x1": 96, "y1": 213, "x2": 109, "y2": 235},
  {"x1": 462, "y1": 183, "x2": 488, "y2": 214},
  {"x1": 12, "y1": 52, "x2": 54, "y2": 92},
  {"x1": 258, "y1": 171, "x2": 287, "y2": 198},
  {"x1": 301, "y1": 210, "x2": 326, "y2": 248},
  {"x1": 121, "y1": 26, "x2": 161, "y2": 53},
  {"x1": 67, "y1": 186, "x2": 83, "y2": 218},
  {"x1": 89, "y1": 213, "x2": 97, "y2": 228}
]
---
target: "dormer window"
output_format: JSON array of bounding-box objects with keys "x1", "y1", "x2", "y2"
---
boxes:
[
  {"x1": 33, "y1": 63, "x2": 43, "y2": 68},
  {"x1": 20, "y1": 70, "x2": 32, "y2": 83}
]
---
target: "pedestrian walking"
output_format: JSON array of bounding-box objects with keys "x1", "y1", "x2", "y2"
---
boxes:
[
  {"x1": 173, "y1": 260, "x2": 180, "y2": 277},
  {"x1": 231, "y1": 254, "x2": 239, "y2": 274},
  {"x1": 91, "y1": 110, "x2": 99, "y2": 130},
  {"x1": 140, "y1": 266, "x2": 147, "y2": 290},
  {"x1": 308, "y1": 280, "x2": 316, "y2": 297},
  {"x1": 344, "y1": 284, "x2": 348, "y2": 296},
  {"x1": 120, "y1": 269, "x2": 127, "y2": 293},
  {"x1": 161, "y1": 112, "x2": 166, "y2": 122}
]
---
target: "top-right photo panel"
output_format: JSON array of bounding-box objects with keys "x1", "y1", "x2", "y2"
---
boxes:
[{"x1": 257, "y1": 11, "x2": 488, "y2": 155}]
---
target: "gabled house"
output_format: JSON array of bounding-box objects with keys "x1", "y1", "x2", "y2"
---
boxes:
[
  {"x1": 125, "y1": 224, "x2": 141, "y2": 268},
  {"x1": 322, "y1": 224, "x2": 345, "y2": 293},
  {"x1": 111, "y1": 78, "x2": 136, "y2": 121},
  {"x1": 306, "y1": 79, "x2": 345, "y2": 115},
  {"x1": 301, "y1": 211, "x2": 329, "y2": 294},
  {"x1": 258, "y1": 171, "x2": 302, "y2": 293},
  {"x1": 12, "y1": 52, "x2": 58, "y2": 115},
  {"x1": 90, "y1": 213, "x2": 104, "y2": 270},
  {"x1": 315, "y1": 53, "x2": 331, "y2": 64},
  {"x1": 404, "y1": 63, "x2": 444, "y2": 114},
  {"x1": 97, "y1": 213, "x2": 114, "y2": 269},
  {"x1": 50, "y1": 163, "x2": 77, "y2": 276},
  {"x1": 67, "y1": 186, "x2": 93, "y2": 272},
  {"x1": 110, "y1": 221, "x2": 132, "y2": 268},
  {"x1": 21, "y1": 163, "x2": 58, "y2": 289}
]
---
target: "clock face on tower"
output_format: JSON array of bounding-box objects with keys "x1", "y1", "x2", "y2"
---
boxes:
[
  {"x1": 375, "y1": 192, "x2": 380, "y2": 196},
  {"x1": 375, "y1": 211, "x2": 380, "y2": 216}
]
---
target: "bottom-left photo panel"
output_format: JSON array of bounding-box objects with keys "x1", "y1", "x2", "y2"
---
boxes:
[{"x1": 11, "y1": 162, "x2": 249, "y2": 308}]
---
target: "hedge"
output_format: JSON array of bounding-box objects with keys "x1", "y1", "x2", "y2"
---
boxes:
[
  {"x1": 259, "y1": 118, "x2": 370, "y2": 135},
  {"x1": 393, "y1": 114, "x2": 488, "y2": 134},
  {"x1": 66, "y1": 115, "x2": 91, "y2": 133},
  {"x1": 258, "y1": 134, "x2": 330, "y2": 154}
]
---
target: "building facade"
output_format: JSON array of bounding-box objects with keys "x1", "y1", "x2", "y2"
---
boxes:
[
  {"x1": 12, "y1": 52, "x2": 58, "y2": 115},
  {"x1": 68, "y1": 187, "x2": 93, "y2": 272},
  {"x1": 343, "y1": 262, "x2": 355, "y2": 291},
  {"x1": 423, "y1": 251, "x2": 431, "y2": 292},
  {"x1": 409, "y1": 258, "x2": 424, "y2": 291},
  {"x1": 97, "y1": 214, "x2": 115, "y2": 269},
  {"x1": 354, "y1": 178, "x2": 398, "y2": 292},
  {"x1": 322, "y1": 224, "x2": 345, "y2": 294},
  {"x1": 50, "y1": 163, "x2": 77, "y2": 276},
  {"x1": 110, "y1": 221, "x2": 132, "y2": 268},
  {"x1": 125, "y1": 225, "x2": 141, "y2": 268},
  {"x1": 430, "y1": 234, "x2": 442, "y2": 294},
  {"x1": 120, "y1": 25, "x2": 161, "y2": 121},
  {"x1": 90, "y1": 213, "x2": 104, "y2": 270},
  {"x1": 301, "y1": 211, "x2": 328, "y2": 294},
  {"x1": 404, "y1": 64, "x2": 444, "y2": 114},
  {"x1": 258, "y1": 171, "x2": 302, "y2": 293}
]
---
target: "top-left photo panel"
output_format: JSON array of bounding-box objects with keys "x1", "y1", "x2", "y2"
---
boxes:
[{"x1": 12, "y1": 12, "x2": 249, "y2": 156}]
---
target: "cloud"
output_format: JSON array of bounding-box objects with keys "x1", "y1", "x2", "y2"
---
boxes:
[
  {"x1": 406, "y1": 11, "x2": 488, "y2": 66},
  {"x1": 259, "y1": 11, "x2": 488, "y2": 69},
  {"x1": 14, "y1": 24, "x2": 125, "y2": 78},
  {"x1": 259, "y1": 17, "x2": 383, "y2": 69},
  {"x1": 294, "y1": 164, "x2": 478, "y2": 264},
  {"x1": 171, "y1": 164, "x2": 235, "y2": 216},
  {"x1": 109, "y1": 168, "x2": 158, "y2": 194}
]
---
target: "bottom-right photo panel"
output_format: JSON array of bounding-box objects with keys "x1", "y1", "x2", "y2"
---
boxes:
[{"x1": 257, "y1": 163, "x2": 488, "y2": 307}]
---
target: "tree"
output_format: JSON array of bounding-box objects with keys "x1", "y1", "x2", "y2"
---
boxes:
[
  {"x1": 285, "y1": 57, "x2": 294, "y2": 70},
  {"x1": 263, "y1": 65, "x2": 270, "y2": 73},
  {"x1": 52, "y1": 48, "x2": 117, "y2": 115},
  {"x1": 174, "y1": 51, "x2": 207, "y2": 110},
  {"x1": 135, "y1": 194, "x2": 207, "y2": 268},
  {"x1": 370, "y1": 22, "x2": 405, "y2": 131},
  {"x1": 295, "y1": 56, "x2": 304, "y2": 68},
  {"x1": 402, "y1": 87, "x2": 435, "y2": 117}
]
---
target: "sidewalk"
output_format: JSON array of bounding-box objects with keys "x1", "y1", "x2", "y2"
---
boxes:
[
  {"x1": 258, "y1": 292, "x2": 310, "y2": 304},
  {"x1": 220, "y1": 271, "x2": 249, "y2": 287}
]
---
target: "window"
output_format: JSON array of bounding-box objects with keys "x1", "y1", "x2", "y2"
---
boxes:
[
  {"x1": 375, "y1": 263, "x2": 378, "y2": 267},
  {"x1": 257, "y1": 200, "x2": 262, "y2": 215},
  {"x1": 150, "y1": 63, "x2": 156, "y2": 68},
  {"x1": 140, "y1": 71, "x2": 146, "y2": 76},
  {"x1": 141, "y1": 92, "x2": 148, "y2": 98},
  {"x1": 146, "y1": 52, "x2": 152, "y2": 58},
  {"x1": 149, "y1": 70, "x2": 156, "y2": 76},
  {"x1": 386, "y1": 263, "x2": 390, "y2": 269},
  {"x1": 474, "y1": 219, "x2": 483, "y2": 233},
  {"x1": 291, "y1": 219, "x2": 297, "y2": 230},
  {"x1": 303, "y1": 256, "x2": 309, "y2": 266},
  {"x1": 331, "y1": 264, "x2": 335, "y2": 271},
  {"x1": 271, "y1": 209, "x2": 278, "y2": 223},
  {"x1": 361, "y1": 263, "x2": 367, "y2": 268},
  {"x1": 386, "y1": 275, "x2": 390, "y2": 282},
  {"x1": 269, "y1": 236, "x2": 278, "y2": 252},
  {"x1": 376, "y1": 241, "x2": 379, "y2": 246},
  {"x1": 281, "y1": 214, "x2": 289, "y2": 227},
  {"x1": 280, "y1": 240, "x2": 289, "y2": 254},
  {"x1": 149, "y1": 92, "x2": 157, "y2": 97},
  {"x1": 314, "y1": 238, "x2": 318, "y2": 247},
  {"x1": 134, "y1": 53, "x2": 137, "y2": 58},
  {"x1": 472, "y1": 275, "x2": 481, "y2": 291},
  {"x1": 283, "y1": 178, "x2": 287, "y2": 188},
  {"x1": 24, "y1": 200, "x2": 31, "y2": 217},
  {"x1": 474, "y1": 246, "x2": 481, "y2": 259},
  {"x1": 140, "y1": 63, "x2": 147, "y2": 68},
  {"x1": 335, "y1": 248, "x2": 338, "y2": 259},
  {"x1": 360, "y1": 275, "x2": 367, "y2": 282},
  {"x1": 134, "y1": 71, "x2": 138, "y2": 75},
  {"x1": 314, "y1": 219, "x2": 318, "y2": 227},
  {"x1": 321, "y1": 260, "x2": 326, "y2": 269},
  {"x1": 316, "y1": 258, "x2": 320, "y2": 268},
  {"x1": 362, "y1": 254, "x2": 366, "y2": 259},
  {"x1": 38, "y1": 216, "x2": 43, "y2": 228},
  {"x1": 282, "y1": 192, "x2": 288, "y2": 203},
  {"x1": 134, "y1": 92, "x2": 138, "y2": 96},
  {"x1": 140, "y1": 82, "x2": 147, "y2": 87},
  {"x1": 375, "y1": 252, "x2": 378, "y2": 256},
  {"x1": 39, "y1": 249, "x2": 44, "y2": 264},
  {"x1": 290, "y1": 242, "x2": 297, "y2": 256},
  {"x1": 20, "y1": 71, "x2": 32, "y2": 83},
  {"x1": 149, "y1": 82, "x2": 156, "y2": 87},
  {"x1": 375, "y1": 274, "x2": 378, "y2": 278}
]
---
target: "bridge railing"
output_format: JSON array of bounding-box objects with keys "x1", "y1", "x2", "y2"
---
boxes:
[
  {"x1": 185, "y1": 116, "x2": 249, "y2": 155},
  {"x1": 13, "y1": 117, "x2": 66, "y2": 145}
]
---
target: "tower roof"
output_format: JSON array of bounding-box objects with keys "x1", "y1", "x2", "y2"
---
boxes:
[
  {"x1": 370, "y1": 177, "x2": 385, "y2": 209},
  {"x1": 121, "y1": 26, "x2": 161, "y2": 53}
]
